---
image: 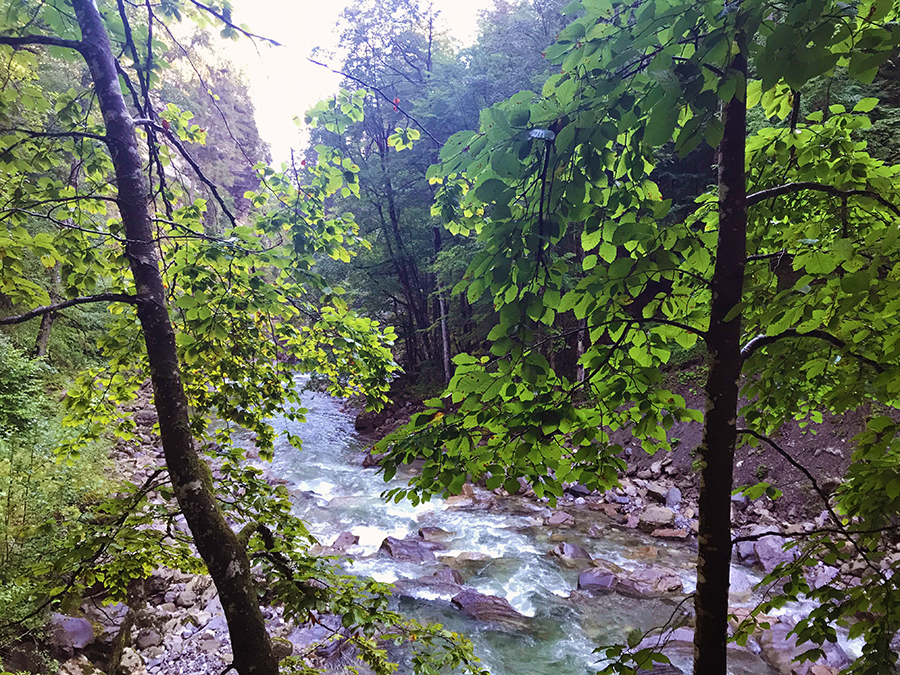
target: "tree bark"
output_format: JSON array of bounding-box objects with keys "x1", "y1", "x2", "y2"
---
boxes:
[
  {"x1": 70, "y1": 2, "x2": 277, "y2": 674},
  {"x1": 693, "y1": 50, "x2": 747, "y2": 675}
]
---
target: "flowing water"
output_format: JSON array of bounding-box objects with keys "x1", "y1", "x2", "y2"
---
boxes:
[{"x1": 261, "y1": 386, "x2": 782, "y2": 675}]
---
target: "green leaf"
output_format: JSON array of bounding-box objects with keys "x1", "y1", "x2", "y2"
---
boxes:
[
  {"x1": 474, "y1": 178, "x2": 509, "y2": 202},
  {"x1": 853, "y1": 97, "x2": 879, "y2": 113},
  {"x1": 627, "y1": 629, "x2": 643, "y2": 648},
  {"x1": 705, "y1": 117, "x2": 724, "y2": 148},
  {"x1": 644, "y1": 99, "x2": 679, "y2": 147}
]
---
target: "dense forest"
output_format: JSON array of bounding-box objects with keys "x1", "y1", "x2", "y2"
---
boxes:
[{"x1": 2, "y1": 1, "x2": 900, "y2": 675}]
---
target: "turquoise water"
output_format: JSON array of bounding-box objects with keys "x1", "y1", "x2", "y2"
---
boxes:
[{"x1": 261, "y1": 386, "x2": 777, "y2": 675}]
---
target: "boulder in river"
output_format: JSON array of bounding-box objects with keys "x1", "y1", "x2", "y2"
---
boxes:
[
  {"x1": 393, "y1": 567, "x2": 465, "y2": 600},
  {"x1": 362, "y1": 451, "x2": 384, "y2": 468},
  {"x1": 756, "y1": 620, "x2": 849, "y2": 675},
  {"x1": 753, "y1": 531, "x2": 796, "y2": 574},
  {"x1": 428, "y1": 567, "x2": 464, "y2": 585},
  {"x1": 577, "y1": 568, "x2": 618, "y2": 593},
  {"x1": 549, "y1": 542, "x2": 593, "y2": 568},
  {"x1": 546, "y1": 511, "x2": 575, "y2": 527},
  {"x1": 331, "y1": 532, "x2": 360, "y2": 551},
  {"x1": 450, "y1": 589, "x2": 531, "y2": 632},
  {"x1": 418, "y1": 526, "x2": 453, "y2": 543},
  {"x1": 617, "y1": 567, "x2": 683, "y2": 598},
  {"x1": 638, "y1": 506, "x2": 675, "y2": 533},
  {"x1": 378, "y1": 536, "x2": 441, "y2": 563}
]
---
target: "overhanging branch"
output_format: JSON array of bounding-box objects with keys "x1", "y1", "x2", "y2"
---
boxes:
[
  {"x1": 747, "y1": 181, "x2": 900, "y2": 217},
  {"x1": 741, "y1": 328, "x2": 883, "y2": 372},
  {"x1": 0, "y1": 127, "x2": 107, "y2": 143},
  {"x1": 0, "y1": 34, "x2": 85, "y2": 53},
  {"x1": 185, "y1": 0, "x2": 281, "y2": 46},
  {"x1": 0, "y1": 293, "x2": 137, "y2": 325}
]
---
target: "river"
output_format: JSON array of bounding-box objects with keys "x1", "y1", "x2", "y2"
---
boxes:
[{"x1": 262, "y1": 385, "x2": 784, "y2": 675}]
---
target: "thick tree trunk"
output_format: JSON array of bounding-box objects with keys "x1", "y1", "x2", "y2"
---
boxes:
[
  {"x1": 693, "y1": 51, "x2": 747, "y2": 675},
  {"x1": 71, "y1": 3, "x2": 277, "y2": 674}
]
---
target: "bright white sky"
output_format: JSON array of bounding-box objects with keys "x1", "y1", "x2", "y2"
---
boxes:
[{"x1": 223, "y1": 0, "x2": 494, "y2": 165}]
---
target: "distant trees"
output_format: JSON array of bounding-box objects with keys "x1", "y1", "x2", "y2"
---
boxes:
[
  {"x1": 313, "y1": 0, "x2": 571, "y2": 387},
  {"x1": 381, "y1": 0, "x2": 900, "y2": 673}
]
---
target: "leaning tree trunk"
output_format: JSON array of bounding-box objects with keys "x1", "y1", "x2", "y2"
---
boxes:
[
  {"x1": 71, "y1": 2, "x2": 277, "y2": 674},
  {"x1": 693, "y1": 51, "x2": 747, "y2": 675}
]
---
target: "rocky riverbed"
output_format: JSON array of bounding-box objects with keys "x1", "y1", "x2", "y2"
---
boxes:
[{"x1": 30, "y1": 384, "x2": 868, "y2": 675}]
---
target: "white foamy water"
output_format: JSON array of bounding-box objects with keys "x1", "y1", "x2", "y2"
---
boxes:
[{"x1": 253, "y1": 383, "x2": 790, "y2": 675}]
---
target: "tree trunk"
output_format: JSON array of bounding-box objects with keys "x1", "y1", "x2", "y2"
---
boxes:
[
  {"x1": 71, "y1": 3, "x2": 277, "y2": 674},
  {"x1": 34, "y1": 266, "x2": 61, "y2": 357},
  {"x1": 379, "y1": 206, "x2": 421, "y2": 365},
  {"x1": 378, "y1": 151, "x2": 433, "y2": 360},
  {"x1": 438, "y1": 291, "x2": 451, "y2": 382},
  {"x1": 693, "y1": 50, "x2": 747, "y2": 675},
  {"x1": 432, "y1": 225, "x2": 451, "y2": 383}
]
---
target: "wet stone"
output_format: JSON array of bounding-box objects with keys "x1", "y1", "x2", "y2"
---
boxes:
[
  {"x1": 546, "y1": 511, "x2": 575, "y2": 526},
  {"x1": 549, "y1": 542, "x2": 594, "y2": 569},
  {"x1": 451, "y1": 589, "x2": 531, "y2": 631},
  {"x1": 331, "y1": 531, "x2": 360, "y2": 550},
  {"x1": 639, "y1": 506, "x2": 675, "y2": 533},
  {"x1": 378, "y1": 536, "x2": 440, "y2": 563},
  {"x1": 418, "y1": 526, "x2": 453, "y2": 543},
  {"x1": 578, "y1": 568, "x2": 618, "y2": 593}
]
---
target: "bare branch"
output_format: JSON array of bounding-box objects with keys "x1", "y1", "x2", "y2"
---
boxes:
[
  {"x1": 736, "y1": 428, "x2": 884, "y2": 578},
  {"x1": 0, "y1": 293, "x2": 136, "y2": 325},
  {"x1": 134, "y1": 120, "x2": 237, "y2": 228},
  {"x1": 307, "y1": 57, "x2": 443, "y2": 147},
  {"x1": 741, "y1": 328, "x2": 884, "y2": 372},
  {"x1": 0, "y1": 35, "x2": 84, "y2": 53},
  {"x1": 185, "y1": 0, "x2": 281, "y2": 46},
  {"x1": 747, "y1": 181, "x2": 900, "y2": 216}
]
